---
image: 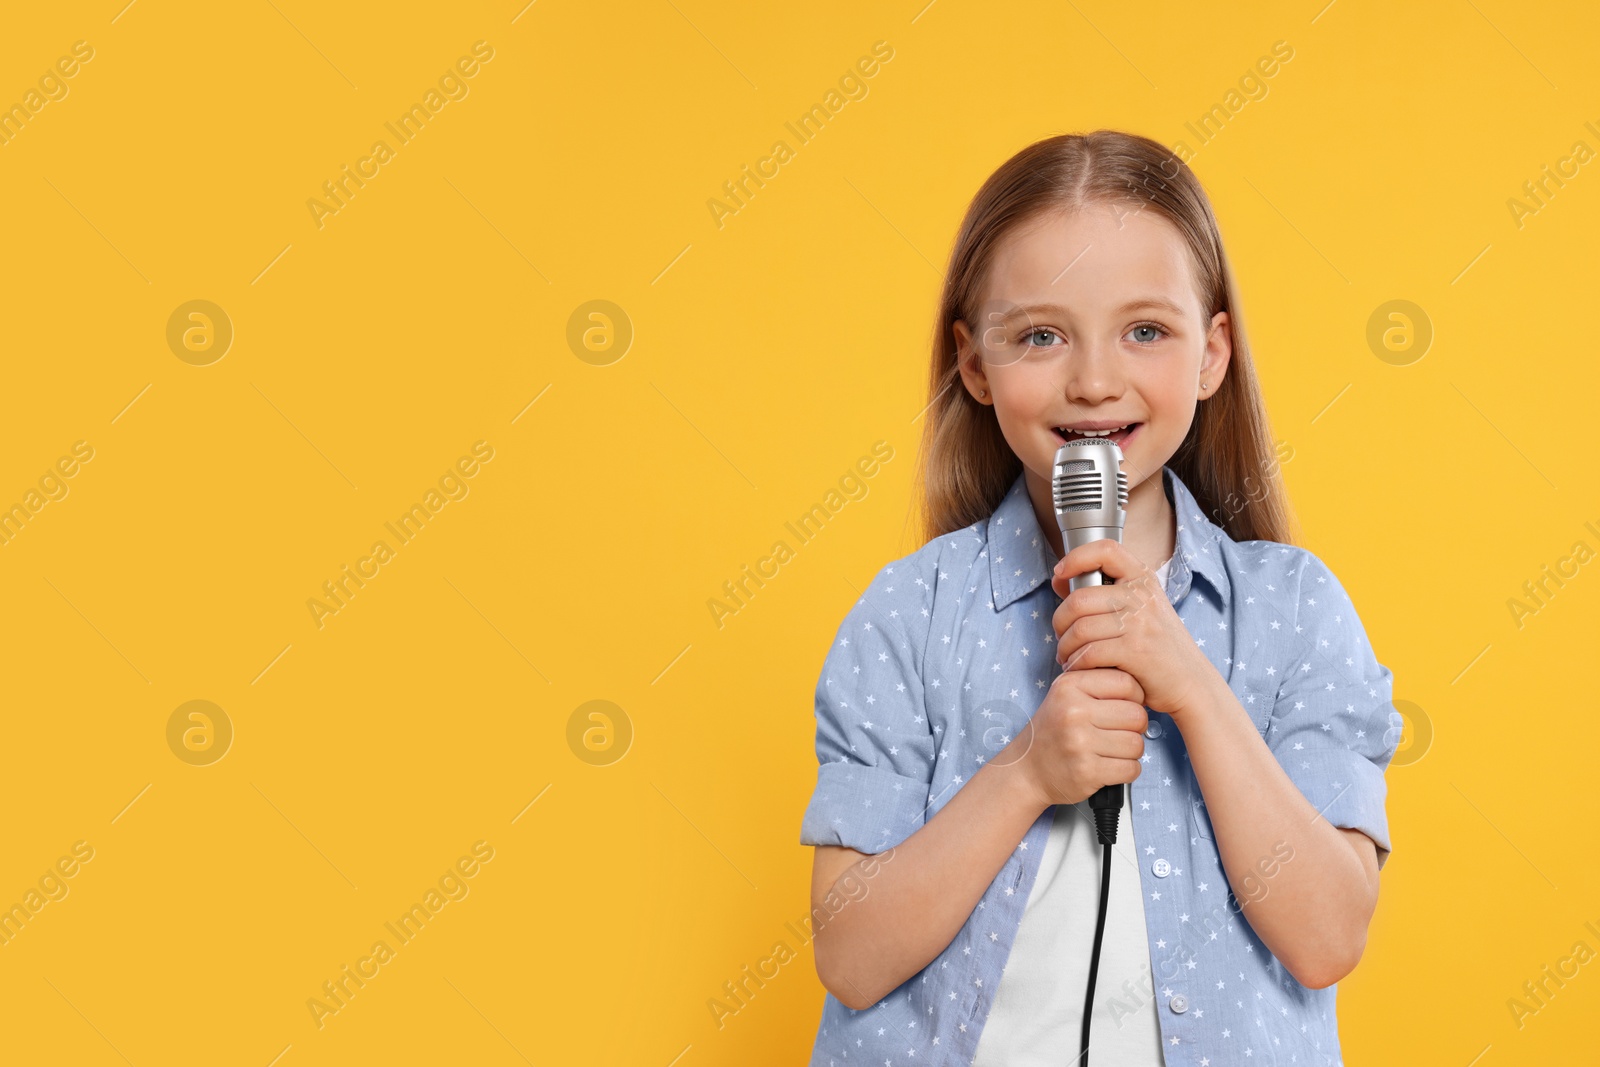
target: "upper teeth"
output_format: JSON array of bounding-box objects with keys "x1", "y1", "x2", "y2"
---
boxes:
[{"x1": 1061, "y1": 424, "x2": 1129, "y2": 437}]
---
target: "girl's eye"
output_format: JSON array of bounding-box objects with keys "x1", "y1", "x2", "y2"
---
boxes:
[{"x1": 1016, "y1": 323, "x2": 1167, "y2": 351}]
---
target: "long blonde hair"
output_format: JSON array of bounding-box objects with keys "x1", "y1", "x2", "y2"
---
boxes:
[{"x1": 911, "y1": 130, "x2": 1296, "y2": 549}]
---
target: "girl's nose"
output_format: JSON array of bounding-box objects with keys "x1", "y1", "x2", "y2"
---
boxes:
[{"x1": 1061, "y1": 340, "x2": 1123, "y2": 404}]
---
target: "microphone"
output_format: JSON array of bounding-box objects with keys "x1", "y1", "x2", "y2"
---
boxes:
[
  {"x1": 1053, "y1": 435, "x2": 1128, "y2": 1067},
  {"x1": 1051, "y1": 435, "x2": 1128, "y2": 847}
]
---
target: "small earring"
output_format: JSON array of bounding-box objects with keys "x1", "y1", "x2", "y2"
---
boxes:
[{"x1": 978, "y1": 389, "x2": 987, "y2": 399}]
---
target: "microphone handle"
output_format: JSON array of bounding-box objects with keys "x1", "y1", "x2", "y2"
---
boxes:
[{"x1": 1068, "y1": 566, "x2": 1124, "y2": 846}]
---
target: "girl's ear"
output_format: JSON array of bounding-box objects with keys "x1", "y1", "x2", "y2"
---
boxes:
[
  {"x1": 1199, "y1": 311, "x2": 1232, "y2": 396},
  {"x1": 952, "y1": 320, "x2": 992, "y2": 403}
]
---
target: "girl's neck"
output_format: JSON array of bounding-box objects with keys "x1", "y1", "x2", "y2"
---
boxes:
[{"x1": 1025, "y1": 465, "x2": 1178, "y2": 573}]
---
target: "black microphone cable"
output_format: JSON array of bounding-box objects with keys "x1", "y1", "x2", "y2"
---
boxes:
[{"x1": 1078, "y1": 782, "x2": 1123, "y2": 1067}]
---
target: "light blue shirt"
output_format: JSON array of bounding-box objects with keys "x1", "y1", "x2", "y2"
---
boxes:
[{"x1": 799, "y1": 464, "x2": 1402, "y2": 1066}]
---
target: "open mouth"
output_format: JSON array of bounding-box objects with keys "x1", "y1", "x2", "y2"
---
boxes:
[{"x1": 1053, "y1": 423, "x2": 1141, "y2": 448}]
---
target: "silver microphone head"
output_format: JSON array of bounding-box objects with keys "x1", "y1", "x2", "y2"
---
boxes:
[{"x1": 1052, "y1": 438, "x2": 1127, "y2": 593}]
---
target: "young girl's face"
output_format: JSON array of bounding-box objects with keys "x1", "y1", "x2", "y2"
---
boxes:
[{"x1": 953, "y1": 201, "x2": 1232, "y2": 494}]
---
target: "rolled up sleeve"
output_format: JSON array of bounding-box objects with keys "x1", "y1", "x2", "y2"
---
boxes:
[
  {"x1": 1265, "y1": 552, "x2": 1403, "y2": 871},
  {"x1": 799, "y1": 567, "x2": 936, "y2": 855}
]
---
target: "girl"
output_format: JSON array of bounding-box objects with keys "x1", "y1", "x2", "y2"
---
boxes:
[{"x1": 799, "y1": 130, "x2": 1401, "y2": 1067}]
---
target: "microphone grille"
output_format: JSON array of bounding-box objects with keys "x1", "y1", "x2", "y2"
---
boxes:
[{"x1": 1053, "y1": 460, "x2": 1128, "y2": 512}]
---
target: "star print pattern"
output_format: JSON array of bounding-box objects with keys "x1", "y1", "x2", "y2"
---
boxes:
[
  {"x1": 804, "y1": 573, "x2": 940, "y2": 855},
  {"x1": 799, "y1": 466, "x2": 1399, "y2": 1067},
  {"x1": 1259, "y1": 558, "x2": 1402, "y2": 874}
]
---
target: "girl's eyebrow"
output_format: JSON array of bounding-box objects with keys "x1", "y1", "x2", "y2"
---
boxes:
[{"x1": 1000, "y1": 296, "x2": 1187, "y2": 319}]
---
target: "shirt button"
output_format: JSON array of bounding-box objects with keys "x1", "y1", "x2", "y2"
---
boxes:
[
  {"x1": 1169, "y1": 993, "x2": 1189, "y2": 1014},
  {"x1": 1144, "y1": 718, "x2": 1164, "y2": 739},
  {"x1": 1152, "y1": 858, "x2": 1171, "y2": 878}
]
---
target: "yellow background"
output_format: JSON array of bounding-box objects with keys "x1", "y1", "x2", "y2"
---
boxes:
[{"x1": 0, "y1": 0, "x2": 1595, "y2": 1063}]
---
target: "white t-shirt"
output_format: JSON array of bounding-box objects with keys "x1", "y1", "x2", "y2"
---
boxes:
[{"x1": 973, "y1": 556, "x2": 1173, "y2": 1067}]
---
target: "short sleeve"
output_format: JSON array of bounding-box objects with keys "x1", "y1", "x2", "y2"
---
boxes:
[
  {"x1": 1264, "y1": 552, "x2": 1403, "y2": 871},
  {"x1": 798, "y1": 564, "x2": 937, "y2": 855}
]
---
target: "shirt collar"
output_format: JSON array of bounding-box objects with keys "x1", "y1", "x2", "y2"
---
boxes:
[{"x1": 987, "y1": 464, "x2": 1232, "y2": 611}]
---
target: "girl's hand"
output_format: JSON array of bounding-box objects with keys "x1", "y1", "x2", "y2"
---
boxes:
[
  {"x1": 1002, "y1": 666, "x2": 1149, "y2": 809},
  {"x1": 1050, "y1": 539, "x2": 1212, "y2": 723}
]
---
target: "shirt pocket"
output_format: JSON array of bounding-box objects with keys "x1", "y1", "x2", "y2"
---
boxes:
[
  {"x1": 1191, "y1": 795, "x2": 1216, "y2": 841},
  {"x1": 1252, "y1": 700, "x2": 1273, "y2": 738},
  {"x1": 1223, "y1": 670, "x2": 1273, "y2": 738}
]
